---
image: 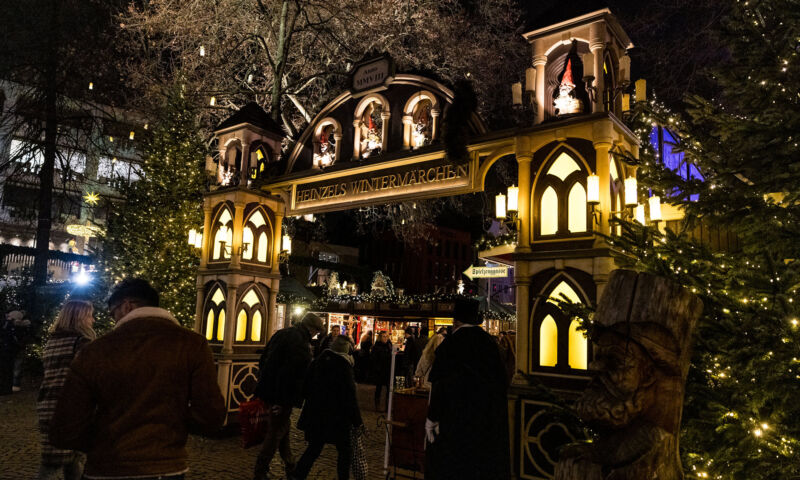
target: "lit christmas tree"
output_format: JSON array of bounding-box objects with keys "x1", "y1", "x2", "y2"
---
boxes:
[
  {"x1": 609, "y1": 2, "x2": 800, "y2": 478},
  {"x1": 102, "y1": 90, "x2": 207, "y2": 326}
]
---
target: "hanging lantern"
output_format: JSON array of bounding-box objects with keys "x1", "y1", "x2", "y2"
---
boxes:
[
  {"x1": 199, "y1": 45, "x2": 206, "y2": 57},
  {"x1": 525, "y1": 68, "x2": 536, "y2": 93},
  {"x1": 586, "y1": 174, "x2": 600, "y2": 204},
  {"x1": 129, "y1": 131, "x2": 135, "y2": 140},
  {"x1": 495, "y1": 193, "x2": 507, "y2": 219},
  {"x1": 506, "y1": 185, "x2": 519, "y2": 212},
  {"x1": 622, "y1": 94, "x2": 631, "y2": 112},
  {"x1": 209, "y1": 96, "x2": 216, "y2": 106},
  {"x1": 194, "y1": 233, "x2": 203, "y2": 249},
  {"x1": 88, "y1": 82, "x2": 94, "y2": 90},
  {"x1": 624, "y1": 177, "x2": 638, "y2": 206},
  {"x1": 188, "y1": 229, "x2": 197, "y2": 245},
  {"x1": 649, "y1": 195, "x2": 662, "y2": 222}
]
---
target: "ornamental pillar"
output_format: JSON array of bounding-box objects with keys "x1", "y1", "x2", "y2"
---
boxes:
[
  {"x1": 533, "y1": 48, "x2": 547, "y2": 124},
  {"x1": 267, "y1": 284, "x2": 279, "y2": 340},
  {"x1": 222, "y1": 284, "x2": 238, "y2": 355},
  {"x1": 194, "y1": 284, "x2": 205, "y2": 334},
  {"x1": 431, "y1": 108, "x2": 440, "y2": 141},
  {"x1": 593, "y1": 140, "x2": 612, "y2": 240},
  {"x1": 199, "y1": 204, "x2": 213, "y2": 268},
  {"x1": 516, "y1": 153, "x2": 533, "y2": 252},
  {"x1": 230, "y1": 202, "x2": 245, "y2": 269},
  {"x1": 402, "y1": 115, "x2": 413, "y2": 150},
  {"x1": 333, "y1": 133, "x2": 343, "y2": 163},
  {"x1": 240, "y1": 135, "x2": 251, "y2": 185},
  {"x1": 590, "y1": 22, "x2": 606, "y2": 113},
  {"x1": 352, "y1": 120, "x2": 362, "y2": 160},
  {"x1": 380, "y1": 112, "x2": 391, "y2": 151},
  {"x1": 514, "y1": 277, "x2": 531, "y2": 378},
  {"x1": 271, "y1": 210, "x2": 284, "y2": 274}
]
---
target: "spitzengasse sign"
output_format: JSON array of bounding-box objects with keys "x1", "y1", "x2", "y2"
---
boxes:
[{"x1": 286, "y1": 157, "x2": 474, "y2": 213}]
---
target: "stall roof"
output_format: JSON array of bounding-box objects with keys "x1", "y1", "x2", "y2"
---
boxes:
[
  {"x1": 478, "y1": 243, "x2": 515, "y2": 266},
  {"x1": 278, "y1": 277, "x2": 318, "y2": 302}
]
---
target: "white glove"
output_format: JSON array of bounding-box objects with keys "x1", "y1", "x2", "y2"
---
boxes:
[{"x1": 425, "y1": 418, "x2": 440, "y2": 444}]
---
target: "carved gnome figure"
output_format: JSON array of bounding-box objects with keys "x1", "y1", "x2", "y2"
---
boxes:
[{"x1": 555, "y1": 269, "x2": 703, "y2": 480}]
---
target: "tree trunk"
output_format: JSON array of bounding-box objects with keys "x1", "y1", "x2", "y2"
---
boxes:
[{"x1": 33, "y1": 0, "x2": 59, "y2": 287}]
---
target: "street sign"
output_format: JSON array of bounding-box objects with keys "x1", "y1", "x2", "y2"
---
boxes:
[{"x1": 463, "y1": 265, "x2": 510, "y2": 280}]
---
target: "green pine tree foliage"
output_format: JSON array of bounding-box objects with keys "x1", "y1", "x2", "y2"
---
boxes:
[
  {"x1": 608, "y1": 2, "x2": 800, "y2": 478},
  {"x1": 102, "y1": 92, "x2": 207, "y2": 326}
]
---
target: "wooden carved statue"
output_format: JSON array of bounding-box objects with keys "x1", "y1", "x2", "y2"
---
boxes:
[{"x1": 555, "y1": 269, "x2": 703, "y2": 480}]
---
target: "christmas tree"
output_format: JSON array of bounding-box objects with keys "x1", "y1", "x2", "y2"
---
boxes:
[
  {"x1": 102, "y1": 90, "x2": 207, "y2": 326},
  {"x1": 609, "y1": 1, "x2": 800, "y2": 478}
]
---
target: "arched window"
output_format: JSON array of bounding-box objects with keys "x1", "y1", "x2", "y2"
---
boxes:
[
  {"x1": 241, "y1": 208, "x2": 271, "y2": 265},
  {"x1": 410, "y1": 98, "x2": 433, "y2": 148},
  {"x1": 603, "y1": 53, "x2": 616, "y2": 112},
  {"x1": 251, "y1": 145, "x2": 270, "y2": 179},
  {"x1": 568, "y1": 319, "x2": 588, "y2": 370},
  {"x1": 236, "y1": 287, "x2": 265, "y2": 343},
  {"x1": 314, "y1": 122, "x2": 339, "y2": 168},
  {"x1": 535, "y1": 277, "x2": 589, "y2": 370},
  {"x1": 204, "y1": 285, "x2": 226, "y2": 342},
  {"x1": 535, "y1": 149, "x2": 590, "y2": 238},
  {"x1": 220, "y1": 143, "x2": 241, "y2": 186},
  {"x1": 359, "y1": 101, "x2": 383, "y2": 158},
  {"x1": 539, "y1": 315, "x2": 558, "y2": 367},
  {"x1": 211, "y1": 207, "x2": 234, "y2": 261}
]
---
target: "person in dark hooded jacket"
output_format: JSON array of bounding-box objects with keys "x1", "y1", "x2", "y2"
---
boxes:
[{"x1": 291, "y1": 335, "x2": 363, "y2": 480}]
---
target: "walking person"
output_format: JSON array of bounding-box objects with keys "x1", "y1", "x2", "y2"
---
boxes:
[
  {"x1": 317, "y1": 324, "x2": 340, "y2": 357},
  {"x1": 253, "y1": 312, "x2": 325, "y2": 480},
  {"x1": 50, "y1": 278, "x2": 226, "y2": 480},
  {"x1": 402, "y1": 326, "x2": 420, "y2": 385},
  {"x1": 355, "y1": 330, "x2": 373, "y2": 383},
  {"x1": 37, "y1": 300, "x2": 96, "y2": 480},
  {"x1": 290, "y1": 336, "x2": 363, "y2": 480},
  {"x1": 0, "y1": 310, "x2": 19, "y2": 395},
  {"x1": 425, "y1": 298, "x2": 510, "y2": 479},
  {"x1": 414, "y1": 328, "x2": 446, "y2": 388},
  {"x1": 368, "y1": 331, "x2": 392, "y2": 411}
]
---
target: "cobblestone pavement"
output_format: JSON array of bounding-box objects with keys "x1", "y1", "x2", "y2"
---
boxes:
[{"x1": 1, "y1": 382, "x2": 410, "y2": 480}]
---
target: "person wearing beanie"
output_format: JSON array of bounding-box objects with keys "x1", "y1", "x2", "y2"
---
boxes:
[
  {"x1": 253, "y1": 313, "x2": 324, "y2": 480},
  {"x1": 424, "y1": 298, "x2": 510, "y2": 479},
  {"x1": 291, "y1": 336, "x2": 363, "y2": 480}
]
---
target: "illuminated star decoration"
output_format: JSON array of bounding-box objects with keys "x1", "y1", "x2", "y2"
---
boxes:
[{"x1": 83, "y1": 192, "x2": 100, "y2": 205}]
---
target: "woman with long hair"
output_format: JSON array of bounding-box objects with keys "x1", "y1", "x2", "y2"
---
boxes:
[{"x1": 37, "y1": 299, "x2": 96, "y2": 480}]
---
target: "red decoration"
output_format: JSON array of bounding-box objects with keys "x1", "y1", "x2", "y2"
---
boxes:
[
  {"x1": 561, "y1": 59, "x2": 575, "y2": 87},
  {"x1": 367, "y1": 114, "x2": 376, "y2": 131},
  {"x1": 320, "y1": 130, "x2": 328, "y2": 144}
]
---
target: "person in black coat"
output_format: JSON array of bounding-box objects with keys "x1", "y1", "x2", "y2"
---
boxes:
[
  {"x1": 368, "y1": 331, "x2": 392, "y2": 411},
  {"x1": 355, "y1": 330, "x2": 373, "y2": 383},
  {"x1": 292, "y1": 336, "x2": 363, "y2": 480},
  {"x1": 402, "y1": 326, "x2": 420, "y2": 385},
  {"x1": 253, "y1": 313, "x2": 324, "y2": 480},
  {"x1": 425, "y1": 299, "x2": 510, "y2": 480},
  {"x1": 0, "y1": 311, "x2": 18, "y2": 395}
]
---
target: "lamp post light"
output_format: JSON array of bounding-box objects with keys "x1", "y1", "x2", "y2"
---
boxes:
[
  {"x1": 188, "y1": 228, "x2": 203, "y2": 249},
  {"x1": 495, "y1": 185, "x2": 521, "y2": 238},
  {"x1": 648, "y1": 195, "x2": 663, "y2": 231}
]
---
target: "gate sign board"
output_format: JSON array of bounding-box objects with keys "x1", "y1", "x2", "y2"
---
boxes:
[
  {"x1": 463, "y1": 265, "x2": 510, "y2": 280},
  {"x1": 352, "y1": 57, "x2": 391, "y2": 92},
  {"x1": 289, "y1": 157, "x2": 473, "y2": 213}
]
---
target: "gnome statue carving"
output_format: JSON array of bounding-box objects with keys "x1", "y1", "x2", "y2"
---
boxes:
[{"x1": 555, "y1": 269, "x2": 703, "y2": 480}]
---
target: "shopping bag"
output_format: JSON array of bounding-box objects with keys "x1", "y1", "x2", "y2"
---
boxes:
[
  {"x1": 239, "y1": 398, "x2": 268, "y2": 448},
  {"x1": 350, "y1": 424, "x2": 369, "y2": 480}
]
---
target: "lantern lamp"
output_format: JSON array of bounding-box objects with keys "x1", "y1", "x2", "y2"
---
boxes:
[
  {"x1": 282, "y1": 235, "x2": 292, "y2": 254},
  {"x1": 506, "y1": 186, "x2": 519, "y2": 212},
  {"x1": 525, "y1": 68, "x2": 536, "y2": 93},
  {"x1": 194, "y1": 232, "x2": 203, "y2": 249},
  {"x1": 582, "y1": 52, "x2": 595, "y2": 80},
  {"x1": 635, "y1": 79, "x2": 647, "y2": 102},
  {"x1": 619, "y1": 55, "x2": 631, "y2": 83},
  {"x1": 586, "y1": 174, "x2": 600, "y2": 205},
  {"x1": 624, "y1": 177, "x2": 638, "y2": 206},
  {"x1": 188, "y1": 229, "x2": 197, "y2": 245},
  {"x1": 622, "y1": 94, "x2": 631, "y2": 112},
  {"x1": 495, "y1": 193, "x2": 507, "y2": 219},
  {"x1": 648, "y1": 195, "x2": 662, "y2": 222},
  {"x1": 635, "y1": 204, "x2": 646, "y2": 224},
  {"x1": 511, "y1": 82, "x2": 522, "y2": 106}
]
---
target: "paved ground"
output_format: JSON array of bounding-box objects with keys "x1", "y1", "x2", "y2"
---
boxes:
[{"x1": 0, "y1": 381, "x2": 406, "y2": 480}]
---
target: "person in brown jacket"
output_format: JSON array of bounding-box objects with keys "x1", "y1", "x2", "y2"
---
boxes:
[{"x1": 49, "y1": 278, "x2": 226, "y2": 480}]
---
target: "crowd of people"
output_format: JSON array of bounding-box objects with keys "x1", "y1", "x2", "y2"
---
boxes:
[{"x1": 17, "y1": 276, "x2": 514, "y2": 480}]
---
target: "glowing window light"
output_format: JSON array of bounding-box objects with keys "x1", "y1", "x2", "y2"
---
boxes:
[
  {"x1": 216, "y1": 310, "x2": 226, "y2": 341},
  {"x1": 251, "y1": 310, "x2": 262, "y2": 342},
  {"x1": 568, "y1": 319, "x2": 588, "y2": 369},
  {"x1": 540, "y1": 187, "x2": 558, "y2": 235},
  {"x1": 539, "y1": 315, "x2": 558, "y2": 367},
  {"x1": 568, "y1": 182, "x2": 587, "y2": 233},
  {"x1": 235, "y1": 310, "x2": 247, "y2": 341}
]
